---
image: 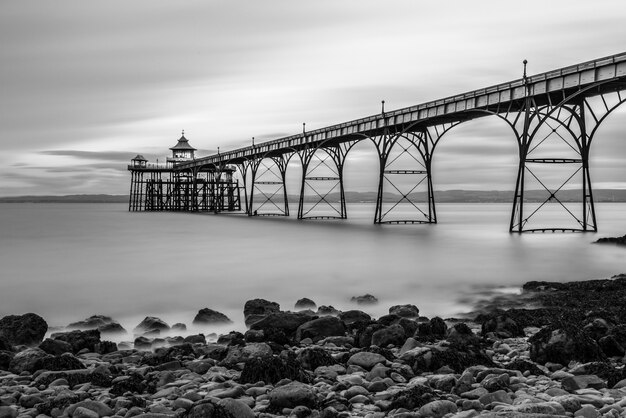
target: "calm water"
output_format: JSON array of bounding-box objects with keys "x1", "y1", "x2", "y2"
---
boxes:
[{"x1": 1, "y1": 202, "x2": 625, "y2": 341}]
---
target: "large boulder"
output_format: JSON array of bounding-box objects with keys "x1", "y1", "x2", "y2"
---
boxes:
[
  {"x1": 67, "y1": 315, "x2": 115, "y2": 330},
  {"x1": 372, "y1": 324, "x2": 406, "y2": 347},
  {"x1": 39, "y1": 338, "x2": 73, "y2": 355},
  {"x1": 133, "y1": 316, "x2": 170, "y2": 334},
  {"x1": 0, "y1": 313, "x2": 48, "y2": 346},
  {"x1": 529, "y1": 325, "x2": 605, "y2": 365},
  {"x1": 35, "y1": 352, "x2": 85, "y2": 371},
  {"x1": 243, "y1": 299, "x2": 280, "y2": 326},
  {"x1": 9, "y1": 347, "x2": 51, "y2": 373},
  {"x1": 250, "y1": 312, "x2": 312, "y2": 338},
  {"x1": 192, "y1": 308, "x2": 232, "y2": 325},
  {"x1": 240, "y1": 353, "x2": 310, "y2": 385},
  {"x1": 338, "y1": 310, "x2": 371, "y2": 325},
  {"x1": 220, "y1": 342, "x2": 273, "y2": 367},
  {"x1": 296, "y1": 316, "x2": 346, "y2": 343},
  {"x1": 51, "y1": 330, "x2": 101, "y2": 353}
]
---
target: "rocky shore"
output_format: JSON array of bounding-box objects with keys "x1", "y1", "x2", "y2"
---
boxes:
[{"x1": 2, "y1": 277, "x2": 626, "y2": 418}]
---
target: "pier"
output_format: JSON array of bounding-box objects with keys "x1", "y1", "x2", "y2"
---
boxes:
[{"x1": 129, "y1": 52, "x2": 626, "y2": 233}]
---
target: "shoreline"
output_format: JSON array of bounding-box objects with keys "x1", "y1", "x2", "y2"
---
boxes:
[{"x1": 1, "y1": 275, "x2": 626, "y2": 417}]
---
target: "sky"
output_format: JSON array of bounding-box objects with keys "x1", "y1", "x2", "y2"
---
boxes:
[{"x1": 2, "y1": 0, "x2": 626, "y2": 196}]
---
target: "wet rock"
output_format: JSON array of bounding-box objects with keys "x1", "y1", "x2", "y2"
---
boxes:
[
  {"x1": 243, "y1": 298, "x2": 280, "y2": 326},
  {"x1": 51, "y1": 329, "x2": 101, "y2": 353},
  {"x1": 317, "y1": 305, "x2": 340, "y2": 316},
  {"x1": 430, "y1": 316, "x2": 448, "y2": 336},
  {"x1": 269, "y1": 381, "x2": 317, "y2": 409},
  {"x1": 193, "y1": 308, "x2": 232, "y2": 325},
  {"x1": 218, "y1": 398, "x2": 254, "y2": 418},
  {"x1": 529, "y1": 325, "x2": 605, "y2": 364},
  {"x1": 338, "y1": 310, "x2": 371, "y2": 326},
  {"x1": 172, "y1": 322, "x2": 187, "y2": 331},
  {"x1": 240, "y1": 353, "x2": 310, "y2": 384},
  {"x1": 296, "y1": 316, "x2": 346, "y2": 343},
  {"x1": 389, "y1": 384, "x2": 435, "y2": 410},
  {"x1": 350, "y1": 294, "x2": 378, "y2": 305},
  {"x1": 134, "y1": 336, "x2": 153, "y2": 350},
  {"x1": 297, "y1": 346, "x2": 335, "y2": 371},
  {"x1": 34, "y1": 368, "x2": 112, "y2": 387},
  {"x1": 389, "y1": 304, "x2": 420, "y2": 318},
  {"x1": 0, "y1": 313, "x2": 48, "y2": 346},
  {"x1": 480, "y1": 313, "x2": 525, "y2": 338},
  {"x1": 68, "y1": 314, "x2": 115, "y2": 329},
  {"x1": 0, "y1": 351, "x2": 13, "y2": 371},
  {"x1": 220, "y1": 342, "x2": 273, "y2": 367},
  {"x1": 66, "y1": 400, "x2": 114, "y2": 417},
  {"x1": 478, "y1": 389, "x2": 513, "y2": 405},
  {"x1": 35, "y1": 352, "x2": 85, "y2": 371},
  {"x1": 185, "y1": 399, "x2": 236, "y2": 418},
  {"x1": 39, "y1": 337, "x2": 73, "y2": 355},
  {"x1": 249, "y1": 312, "x2": 312, "y2": 338},
  {"x1": 9, "y1": 347, "x2": 50, "y2": 373},
  {"x1": 295, "y1": 298, "x2": 317, "y2": 310},
  {"x1": 419, "y1": 400, "x2": 457, "y2": 418},
  {"x1": 98, "y1": 322, "x2": 127, "y2": 335},
  {"x1": 133, "y1": 316, "x2": 170, "y2": 334},
  {"x1": 371, "y1": 324, "x2": 406, "y2": 347},
  {"x1": 184, "y1": 334, "x2": 207, "y2": 344},
  {"x1": 446, "y1": 323, "x2": 480, "y2": 347},
  {"x1": 347, "y1": 352, "x2": 386, "y2": 370},
  {"x1": 412, "y1": 346, "x2": 494, "y2": 374},
  {"x1": 561, "y1": 375, "x2": 607, "y2": 392}
]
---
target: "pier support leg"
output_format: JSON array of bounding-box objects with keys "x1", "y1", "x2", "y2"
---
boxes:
[
  {"x1": 297, "y1": 141, "x2": 356, "y2": 220},
  {"x1": 249, "y1": 154, "x2": 292, "y2": 216}
]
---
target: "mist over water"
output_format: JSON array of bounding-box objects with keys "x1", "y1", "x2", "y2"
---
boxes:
[{"x1": 1, "y1": 202, "x2": 625, "y2": 341}]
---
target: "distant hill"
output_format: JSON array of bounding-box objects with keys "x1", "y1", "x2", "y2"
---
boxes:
[
  {"x1": 1, "y1": 190, "x2": 626, "y2": 203},
  {"x1": 0, "y1": 194, "x2": 128, "y2": 203}
]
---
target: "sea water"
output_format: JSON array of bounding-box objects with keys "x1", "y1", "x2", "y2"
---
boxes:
[{"x1": 1, "y1": 202, "x2": 625, "y2": 341}]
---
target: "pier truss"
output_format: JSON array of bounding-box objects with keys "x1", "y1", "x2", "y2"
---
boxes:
[
  {"x1": 134, "y1": 52, "x2": 626, "y2": 232},
  {"x1": 128, "y1": 165, "x2": 241, "y2": 213}
]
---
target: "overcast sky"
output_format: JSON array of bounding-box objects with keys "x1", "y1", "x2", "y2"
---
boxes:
[{"x1": 2, "y1": 0, "x2": 626, "y2": 196}]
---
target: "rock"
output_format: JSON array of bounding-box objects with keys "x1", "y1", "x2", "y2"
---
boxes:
[
  {"x1": 240, "y1": 353, "x2": 310, "y2": 384},
  {"x1": 249, "y1": 312, "x2": 312, "y2": 338},
  {"x1": 347, "y1": 352, "x2": 387, "y2": 370},
  {"x1": 350, "y1": 294, "x2": 378, "y2": 305},
  {"x1": 193, "y1": 308, "x2": 232, "y2": 325},
  {"x1": 185, "y1": 399, "x2": 236, "y2": 418},
  {"x1": 218, "y1": 398, "x2": 254, "y2": 418},
  {"x1": 98, "y1": 322, "x2": 127, "y2": 335},
  {"x1": 317, "y1": 305, "x2": 340, "y2": 316},
  {"x1": 67, "y1": 400, "x2": 114, "y2": 417},
  {"x1": 9, "y1": 347, "x2": 50, "y2": 373},
  {"x1": 51, "y1": 329, "x2": 101, "y2": 353},
  {"x1": 430, "y1": 317, "x2": 448, "y2": 336},
  {"x1": 0, "y1": 313, "x2": 48, "y2": 346},
  {"x1": 269, "y1": 381, "x2": 317, "y2": 409},
  {"x1": 598, "y1": 335, "x2": 625, "y2": 357},
  {"x1": 35, "y1": 352, "x2": 85, "y2": 371},
  {"x1": 72, "y1": 406, "x2": 99, "y2": 418},
  {"x1": 297, "y1": 346, "x2": 335, "y2": 370},
  {"x1": 296, "y1": 316, "x2": 346, "y2": 343},
  {"x1": 295, "y1": 298, "x2": 317, "y2": 310},
  {"x1": 39, "y1": 338, "x2": 73, "y2": 355},
  {"x1": 133, "y1": 316, "x2": 170, "y2": 334},
  {"x1": 220, "y1": 342, "x2": 273, "y2": 367},
  {"x1": 529, "y1": 325, "x2": 605, "y2": 364},
  {"x1": 184, "y1": 334, "x2": 206, "y2": 344},
  {"x1": 561, "y1": 375, "x2": 607, "y2": 392},
  {"x1": 0, "y1": 406, "x2": 17, "y2": 418},
  {"x1": 338, "y1": 310, "x2": 371, "y2": 325},
  {"x1": 446, "y1": 323, "x2": 480, "y2": 347},
  {"x1": 371, "y1": 324, "x2": 406, "y2": 347},
  {"x1": 67, "y1": 314, "x2": 116, "y2": 329},
  {"x1": 478, "y1": 389, "x2": 513, "y2": 405},
  {"x1": 389, "y1": 384, "x2": 435, "y2": 410},
  {"x1": 134, "y1": 336, "x2": 153, "y2": 350},
  {"x1": 480, "y1": 373, "x2": 510, "y2": 391},
  {"x1": 574, "y1": 404, "x2": 600, "y2": 418},
  {"x1": 480, "y1": 313, "x2": 525, "y2": 338},
  {"x1": 172, "y1": 323, "x2": 187, "y2": 331},
  {"x1": 412, "y1": 346, "x2": 495, "y2": 374},
  {"x1": 389, "y1": 304, "x2": 420, "y2": 318},
  {"x1": 243, "y1": 298, "x2": 280, "y2": 326},
  {"x1": 418, "y1": 400, "x2": 457, "y2": 418}
]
